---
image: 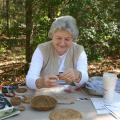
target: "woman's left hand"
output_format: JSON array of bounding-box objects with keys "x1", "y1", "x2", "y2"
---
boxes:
[{"x1": 59, "y1": 69, "x2": 81, "y2": 83}]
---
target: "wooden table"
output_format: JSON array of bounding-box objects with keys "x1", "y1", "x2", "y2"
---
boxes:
[{"x1": 5, "y1": 86, "x2": 117, "y2": 120}]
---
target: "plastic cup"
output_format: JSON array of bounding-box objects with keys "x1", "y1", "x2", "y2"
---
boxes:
[{"x1": 103, "y1": 72, "x2": 117, "y2": 104}]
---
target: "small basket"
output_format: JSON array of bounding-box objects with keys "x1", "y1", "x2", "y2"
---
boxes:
[
  {"x1": 31, "y1": 95, "x2": 57, "y2": 111},
  {"x1": 49, "y1": 108, "x2": 82, "y2": 120}
]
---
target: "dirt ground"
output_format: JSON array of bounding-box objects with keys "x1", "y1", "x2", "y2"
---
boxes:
[{"x1": 88, "y1": 58, "x2": 120, "y2": 77}]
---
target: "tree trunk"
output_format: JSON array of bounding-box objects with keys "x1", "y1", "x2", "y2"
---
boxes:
[
  {"x1": 48, "y1": 1, "x2": 55, "y2": 27},
  {"x1": 6, "y1": 0, "x2": 9, "y2": 37},
  {"x1": 25, "y1": 0, "x2": 33, "y2": 72}
]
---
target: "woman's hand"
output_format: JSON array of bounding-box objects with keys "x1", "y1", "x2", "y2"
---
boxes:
[
  {"x1": 59, "y1": 69, "x2": 81, "y2": 83},
  {"x1": 43, "y1": 75, "x2": 59, "y2": 87},
  {"x1": 36, "y1": 75, "x2": 59, "y2": 88}
]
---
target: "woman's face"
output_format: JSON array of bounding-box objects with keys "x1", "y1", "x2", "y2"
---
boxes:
[{"x1": 52, "y1": 30, "x2": 73, "y2": 55}]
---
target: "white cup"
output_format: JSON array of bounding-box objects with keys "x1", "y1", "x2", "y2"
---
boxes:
[{"x1": 103, "y1": 72, "x2": 117, "y2": 104}]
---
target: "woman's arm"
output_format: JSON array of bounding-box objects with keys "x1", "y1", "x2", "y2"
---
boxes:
[
  {"x1": 26, "y1": 47, "x2": 59, "y2": 89},
  {"x1": 26, "y1": 47, "x2": 43, "y2": 89},
  {"x1": 75, "y1": 50, "x2": 89, "y2": 86},
  {"x1": 58, "y1": 51, "x2": 89, "y2": 86}
]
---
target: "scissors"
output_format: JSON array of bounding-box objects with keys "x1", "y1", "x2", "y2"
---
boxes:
[{"x1": 0, "y1": 94, "x2": 12, "y2": 109}]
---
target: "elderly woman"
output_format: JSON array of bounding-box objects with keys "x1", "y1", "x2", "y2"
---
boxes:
[{"x1": 26, "y1": 15, "x2": 88, "y2": 89}]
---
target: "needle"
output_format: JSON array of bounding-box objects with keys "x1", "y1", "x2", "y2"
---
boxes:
[{"x1": 104, "y1": 105, "x2": 120, "y2": 120}]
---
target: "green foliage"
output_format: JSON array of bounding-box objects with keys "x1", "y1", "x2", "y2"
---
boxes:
[
  {"x1": 0, "y1": 0, "x2": 119, "y2": 61},
  {"x1": 31, "y1": 16, "x2": 50, "y2": 48},
  {"x1": 32, "y1": 0, "x2": 63, "y2": 48},
  {"x1": 59, "y1": 0, "x2": 120, "y2": 60},
  {"x1": 0, "y1": 45, "x2": 6, "y2": 54},
  {"x1": 0, "y1": 0, "x2": 25, "y2": 36}
]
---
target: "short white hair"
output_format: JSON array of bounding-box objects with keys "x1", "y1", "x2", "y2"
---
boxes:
[{"x1": 48, "y1": 15, "x2": 79, "y2": 41}]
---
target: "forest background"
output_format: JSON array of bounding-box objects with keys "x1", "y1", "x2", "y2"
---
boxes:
[{"x1": 0, "y1": 0, "x2": 120, "y2": 85}]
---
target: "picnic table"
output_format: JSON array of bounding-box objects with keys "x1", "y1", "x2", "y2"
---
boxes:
[{"x1": 3, "y1": 86, "x2": 117, "y2": 120}]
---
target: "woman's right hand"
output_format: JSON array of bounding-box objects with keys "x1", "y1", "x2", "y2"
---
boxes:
[{"x1": 43, "y1": 75, "x2": 59, "y2": 88}]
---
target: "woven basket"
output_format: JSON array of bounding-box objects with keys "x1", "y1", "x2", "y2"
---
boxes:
[
  {"x1": 15, "y1": 88, "x2": 27, "y2": 93},
  {"x1": 10, "y1": 97, "x2": 21, "y2": 106},
  {"x1": 31, "y1": 95, "x2": 57, "y2": 111},
  {"x1": 49, "y1": 108, "x2": 82, "y2": 120}
]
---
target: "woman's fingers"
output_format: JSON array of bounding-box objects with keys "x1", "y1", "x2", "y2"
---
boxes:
[
  {"x1": 59, "y1": 69, "x2": 76, "y2": 82},
  {"x1": 44, "y1": 75, "x2": 59, "y2": 87},
  {"x1": 49, "y1": 75, "x2": 59, "y2": 80},
  {"x1": 49, "y1": 79, "x2": 58, "y2": 86}
]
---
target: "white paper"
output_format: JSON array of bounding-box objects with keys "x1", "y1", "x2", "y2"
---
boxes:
[
  {"x1": 91, "y1": 92, "x2": 120, "y2": 119},
  {"x1": 105, "y1": 103, "x2": 120, "y2": 119},
  {"x1": 91, "y1": 97, "x2": 109, "y2": 114}
]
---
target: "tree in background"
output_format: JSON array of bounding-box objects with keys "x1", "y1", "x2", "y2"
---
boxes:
[
  {"x1": 25, "y1": 0, "x2": 33, "y2": 72},
  {"x1": 0, "y1": 0, "x2": 119, "y2": 62},
  {"x1": 31, "y1": 0, "x2": 120, "y2": 61},
  {"x1": 59, "y1": 0, "x2": 120, "y2": 60}
]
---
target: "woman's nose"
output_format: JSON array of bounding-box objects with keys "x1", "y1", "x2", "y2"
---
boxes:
[{"x1": 60, "y1": 39, "x2": 65, "y2": 46}]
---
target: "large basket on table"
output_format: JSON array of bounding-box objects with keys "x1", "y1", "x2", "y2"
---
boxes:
[
  {"x1": 49, "y1": 108, "x2": 82, "y2": 120},
  {"x1": 31, "y1": 95, "x2": 57, "y2": 111}
]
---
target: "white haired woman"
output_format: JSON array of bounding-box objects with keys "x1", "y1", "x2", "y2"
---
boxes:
[{"x1": 26, "y1": 15, "x2": 89, "y2": 89}]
